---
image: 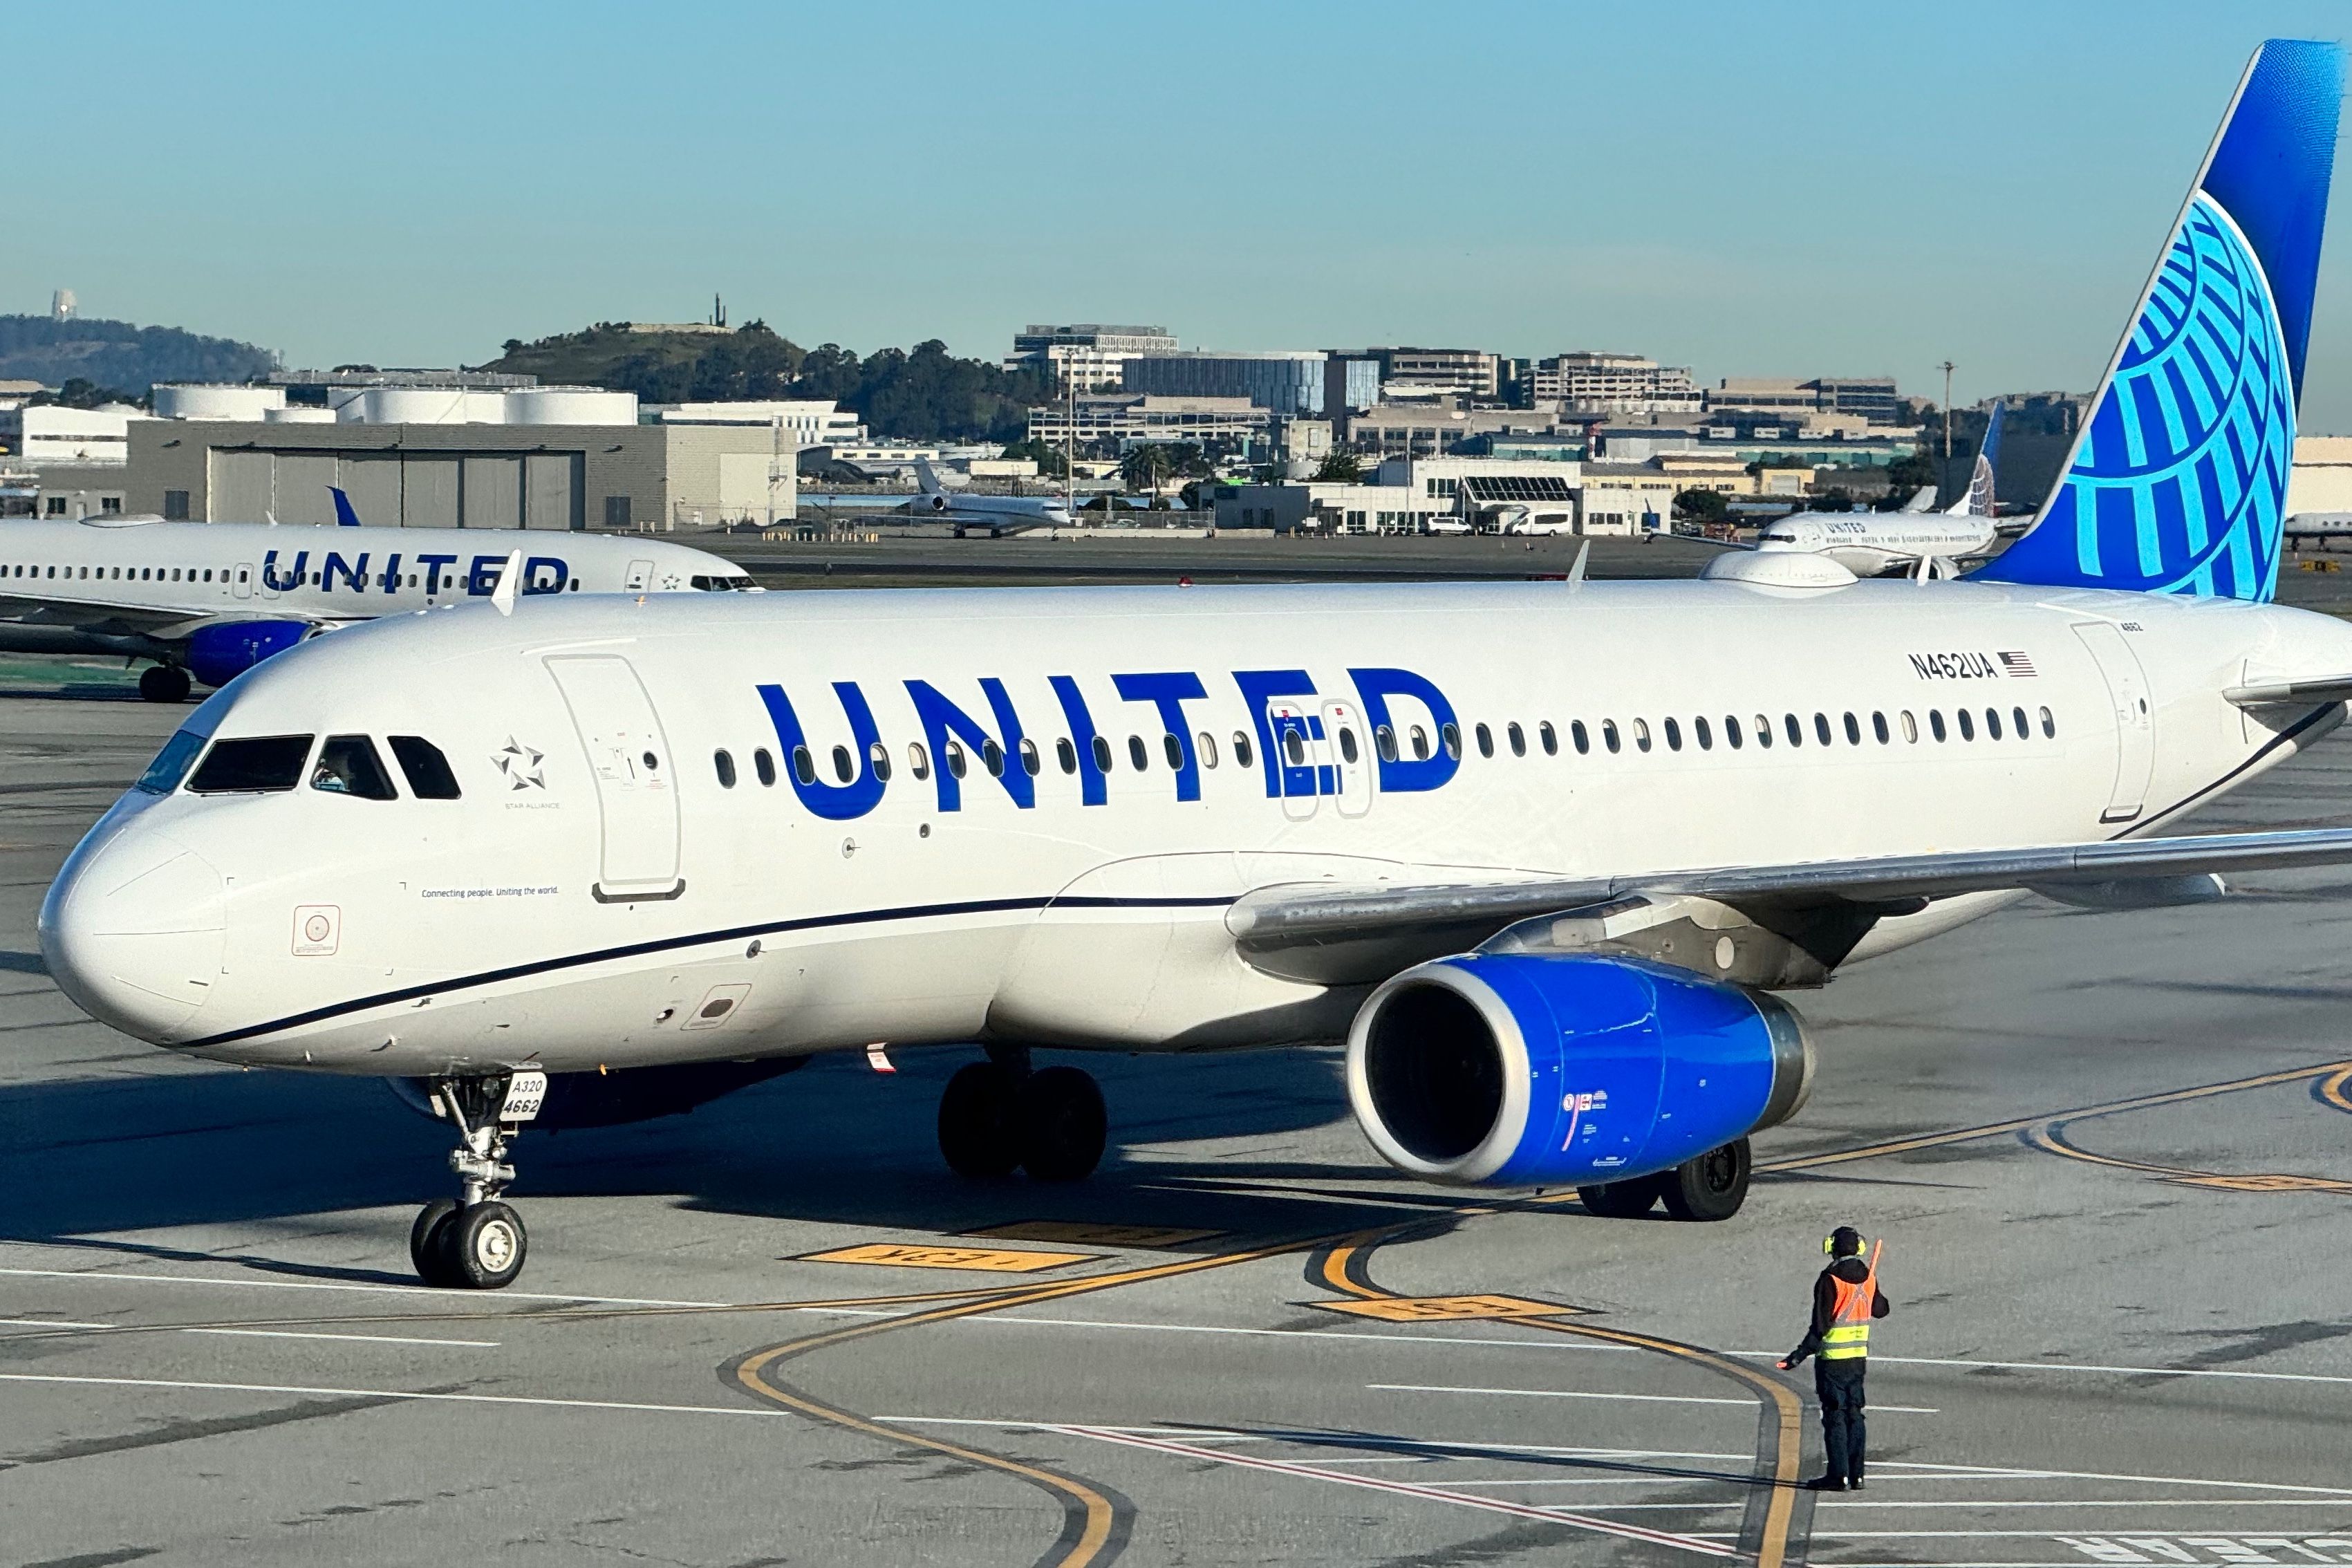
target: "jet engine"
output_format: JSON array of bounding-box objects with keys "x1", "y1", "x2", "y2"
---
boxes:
[
  {"x1": 185, "y1": 619, "x2": 312, "y2": 689},
  {"x1": 1345, "y1": 953, "x2": 1812, "y2": 1204}
]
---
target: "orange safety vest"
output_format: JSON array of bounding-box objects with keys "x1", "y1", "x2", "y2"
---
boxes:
[{"x1": 1821, "y1": 1242, "x2": 1880, "y2": 1361}]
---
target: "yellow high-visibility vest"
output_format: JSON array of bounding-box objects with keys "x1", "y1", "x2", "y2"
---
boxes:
[{"x1": 1821, "y1": 1260, "x2": 1878, "y2": 1360}]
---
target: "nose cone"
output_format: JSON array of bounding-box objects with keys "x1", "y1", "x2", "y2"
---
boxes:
[{"x1": 39, "y1": 827, "x2": 226, "y2": 1044}]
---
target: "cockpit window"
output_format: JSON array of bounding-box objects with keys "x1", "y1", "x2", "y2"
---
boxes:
[
  {"x1": 187, "y1": 735, "x2": 315, "y2": 794},
  {"x1": 388, "y1": 735, "x2": 463, "y2": 800},
  {"x1": 690, "y1": 573, "x2": 758, "y2": 591},
  {"x1": 136, "y1": 729, "x2": 209, "y2": 794},
  {"x1": 311, "y1": 735, "x2": 398, "y2": 800}
]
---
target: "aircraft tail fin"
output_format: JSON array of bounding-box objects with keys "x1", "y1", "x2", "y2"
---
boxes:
[
  {"x1": 1950, "y1": 401, "x2": 2003, "y2": 519},
  {"x1": 330, "y1": 487, "x2": 363, "y2": 528},
  {"x1": 1901, "y1": 485, "x2": 1938, "y2": 513},
  {"x1": 915, "y1": 458, "x2": 942, "y2": 496},
  {"x1": 1972, "y1": 39, "x2": 2343, "y2": 602}
]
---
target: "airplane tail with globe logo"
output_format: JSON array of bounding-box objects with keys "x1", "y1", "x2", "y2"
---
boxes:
[{"x1": 1974, "y1": 39, "x2": 2343, "y2": 603}]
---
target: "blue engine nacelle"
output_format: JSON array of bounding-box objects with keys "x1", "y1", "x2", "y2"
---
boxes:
[
  {"x1": 1345, "y1": 952, "x2": 1813, "y2": 1188},
  {"x1": 184, "y1": 619, "x2": 310, "y2": 689}
]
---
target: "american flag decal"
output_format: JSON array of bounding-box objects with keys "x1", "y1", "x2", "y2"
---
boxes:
[{"x1": 1998, "y1": 651, "x2": 2037, "y2": 677}]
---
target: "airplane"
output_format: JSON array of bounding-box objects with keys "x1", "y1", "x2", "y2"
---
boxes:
[
  {"x1": 1734, "y1": 404, "x2": 2008, "y2": 577},
  {"x1": 38, "y1": 39, "x2": 2352, "y2": 1291},
  {"x1": 0, "y1": 487, "x2": 757, "y2": 701},
  {"x1": 911, "y1": 458, "x2": 1073, "y2": 534}
]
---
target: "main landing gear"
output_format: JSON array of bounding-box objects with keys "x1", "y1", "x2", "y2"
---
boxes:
[
  {"x1": 1578, "y1": 1137, "x2": 1752, "y2": 1222},
  {"x1": 411, "y1": 1072, "x2": 545, "y2": 1289},
  {"x1": 937, "y1": 1045, "x2": 1107, "y2": 1182},
  {"x1": 137, "y1": 664, "x2": 191, "y2": 703}
]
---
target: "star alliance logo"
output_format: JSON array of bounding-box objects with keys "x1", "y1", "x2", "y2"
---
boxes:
[{"x1": 493, "y1": 737, "x2": 546, "y2": 791}]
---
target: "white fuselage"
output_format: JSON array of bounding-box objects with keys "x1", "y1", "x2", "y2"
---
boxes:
[
  {"x1": 911, "y1": 492, "x2": 1072, "y2": 526},
  {"x1": 39, "y1": 578, "x2": 2352, "y2": 1079},
  {"x1": 0, "y1": 519, "x2": 754, "y2": 638},
  {"x1": 1758, "y1": 514, "x2": 1999, "y2": 574}
]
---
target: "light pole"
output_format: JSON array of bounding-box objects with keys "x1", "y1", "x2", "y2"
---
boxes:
[{"x1": 1939, "y1": 360, "x2": 1955, "y2": 462}]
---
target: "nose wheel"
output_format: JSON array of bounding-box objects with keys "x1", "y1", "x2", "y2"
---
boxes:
[
  {"x1": 937, "y1": 1047, "x2": 1107, "y2": 1182},
  {"x1": 411, "y1": 1073, "x2": 543, "y2": 1289}
]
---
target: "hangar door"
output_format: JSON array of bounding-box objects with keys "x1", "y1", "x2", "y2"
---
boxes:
[
  {"x1": 524, "y1": 454, "x2": 583, "y2": 530},
  {"x1": 206, "y1": 450, "x2": 341, "y2": 523}
]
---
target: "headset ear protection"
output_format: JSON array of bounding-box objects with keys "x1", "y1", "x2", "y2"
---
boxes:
[{"x1": 1823, "y1": 1234, "x2": 1837, "y2": 1256}]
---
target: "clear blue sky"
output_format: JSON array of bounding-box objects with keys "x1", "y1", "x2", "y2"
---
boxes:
[{"x1": 14, "y1": 1, "x2": 2352, "y2": 427}]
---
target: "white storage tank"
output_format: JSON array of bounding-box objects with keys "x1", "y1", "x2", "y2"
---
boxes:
[
  {"x1": 337, "y1": 387, "x2": 478, "y2": 424},
  {"x1": 263, "y1": 406, "x2": 337, "y2": 423},
  {"x1": 507, "y1": 388, "x2": 637, "y2": 426},
  {"x1": 154, "y1": 384, "x2": 285, "y2": 420}
]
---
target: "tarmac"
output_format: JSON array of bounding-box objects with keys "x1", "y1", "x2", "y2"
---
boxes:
[{"x1": 3, "y1": 547, "x2": 2351, "y2": 1567}]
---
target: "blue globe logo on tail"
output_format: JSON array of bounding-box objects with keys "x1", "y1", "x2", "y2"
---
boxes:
[{"x1": 1976, "y1": 39, "x2": 2343, "y2": 604}]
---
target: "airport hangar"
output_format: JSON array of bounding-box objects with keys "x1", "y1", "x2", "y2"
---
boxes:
[{"x1": 122, "y1": 410, "x2": 796, "y2": 532}]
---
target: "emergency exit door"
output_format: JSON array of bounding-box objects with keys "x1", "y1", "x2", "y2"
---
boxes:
[
  {"x1": 2072, "y1": 622, "x2": 2154, "y2": 823},
  {"x1": 545, "y1": 655, "x2": 683, "y2": 899}
]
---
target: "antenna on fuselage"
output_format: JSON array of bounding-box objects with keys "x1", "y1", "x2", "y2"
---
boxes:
[{"x1": 490, "y1": 549, "x2": 523, "y2": 616}]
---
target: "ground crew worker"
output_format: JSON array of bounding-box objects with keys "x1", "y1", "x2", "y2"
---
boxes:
[{"x1": 1777, "y1": 1225, "x2": 1892, "y2": 1491}]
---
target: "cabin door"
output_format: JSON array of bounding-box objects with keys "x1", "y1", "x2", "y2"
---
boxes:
[
  {"x1": 544, "y1": 654, "x2": 683, "y2": 900},
  {"x1": 2072, "y1": 622, "x2": 2154, "y2": 823}
]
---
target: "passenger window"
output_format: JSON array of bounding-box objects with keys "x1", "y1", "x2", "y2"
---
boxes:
[
  {"x1": 946, "y1": 739, "x2": 968, "y2": 778},
  {"x1": 1600, "y1": 719, "x2": 1618, "y2": 754},
  {"x1": 1338, "y1": 728, "x2": 1359, "y2": 764},
  {"x1": 1019, "y1": 738, "x2": 1040, "y2": 776},
  {"x1": 792, "y1": 746, "x2": 816, "y2": 785},
  {"x1": 1901, "y1": 711, "x2": 1918, "y2": 743},
  {"x1": 1162, "y1": 733, "x2": 1183, "y2": 769},
  {"x1": 1634, "y1": 718, "x2": 1652, "y2": 753},
  {"x1": 1129, "y1": 736, "x2": 1150, "y2": 772},
  {"x1": 1440, "y1": 722, "x2": 1461, "y2": 760},
  {"x1": 312, "y1": 735, "x2": 397, "y2": 800},
  {"x1": 1930, "y1": 709, "x2": 1947, "y2": 741},
  {"x1": 1539, "y1": 721, "x2": 1557, "y2": 756},
  {"x1": 388, "y1": 736, "x2": 462, "y2": 799},
  {"x1": 1842, "y1": 712, "x2": 1860, "y2": 745},
  {"x1": 1957, "y1": 709, "x2": 1976, "y2": 740},
  {"x1": 1410, "y1": 725, "x2": 1429, "y2": 760},
  {"x1": 1872, "y1": 711, "x2": 1889, "y2": 744},
  {"x1": 2040, "y1": 706, "x2": 2055, "y2": 738},
  {"x1": 1197, "y1": 732, "x2": 1217, "y2": 769},
  {"x1": 1507, "y1": 722, "x2": 1525, "y2": 756},
  {"x1": 1785, "y1": 713, "x2": 1802, "y2": 747},
  {"x1": 870, "y1": 741, "x2": 893, "y2": 781},
  {"x1": 1664, "y1": 717, "x2": 1683, "y2": 752},
  {"x1": 1695, "y1": 716, "x2": 1712, "y2": 750},
  {"x1": 1056, "y1": 737, "x2": 1078, "y2": 774},
  {"x1": 1094, "y1": 735, "x2": 1114, "y2": 773},
  {"x1": 189, "y1": 734, "x2": 315, "y2": 794},
  {"x1": 906, "y1": 743, "x2": 929, "y2": 781},
  {"x1": 756, "y1": 748, "x2": 778, "y2": 786},
  {"x1": 1282, "y1": 730, "x2": 1305, "y2": 767},
  {"x1": 1232, "y1": 731, "x2": 1253, "y2": 769},
  {"x1": 2013, "y1": 706, "x2": 2029, "y2": 740},
  {"x1": 1753, "y1": 715, "x2": 1771, "y2": 750},
  {"x1": 980, "y1": 738, "x2": 1004, "y2": 777},
  {"x1": 136, "y1": 729, "x2": 209, "y2": 794},
  {"x1": 714, "y1": 749, "x2": 737, "y2": 788},
  {"x1": 833, "y1": 744, "x2": 855, "y2": 782},
  {"x1": 1813, "y1": 713, "x2": 1831, "y2": 745},
  {"x1": 1475, "y1": 722, "x2": 1493, "y2": 758},
  {"x1": 1985, "y1": 707, "x2": 2003, "y2": 740},
  {"x1": 1724, "y1": 716, "x2": 1742, "y2": 750},
  {"x1": 1375, "y1": 724, "x2": 1398, "y2": 762}
]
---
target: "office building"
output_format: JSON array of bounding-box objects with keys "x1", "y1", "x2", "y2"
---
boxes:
[
  {"x1": 1121, "y1": 351, "x2": 1333, "y2": 415},
  {"x1": 0, "y1": 404, "x2": 133, "y2": 465},
  {"x1": 1027, "y1": 393, "x2": 1270, "y2": 453},
  {"x1": 1005, "y1": 324, "x2": 1179, "y2": 392},
  {"x1": 1531, "y1": 353, "x2": 1701, "y2": 414},
  {"x1": 653, "y1": 400, "x2": 866, "y2": 445},
  {"x1": 1346, "y1": 400, "x2": 1565, "y2": 460},
  {"x1": 1707, "y1": 376, "x2": 1903, "y2": 422}
]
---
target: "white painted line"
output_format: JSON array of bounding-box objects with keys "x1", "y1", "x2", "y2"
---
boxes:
[
  {"x1": 0, "y1": 1264, "x2": 726, "y2": 1309},
  {"x1": 0, "y1": 1316, "x2": 111, "y2": 1330},
  {"x1": 881, "y1": 1417, "x2": 1748, "y2": 1464},
  {"x1": 1807, "y1": 1500, "x2": 2352, "y2": 1510},
  {"x1": 1055, "y1": 1424, "x2": 1736, "y2": 1558},
  {"x1": 0, "y1": 1372, "x2": 787, "y2": 1419},
  {"x1": 1370, "y1": 1381, "x2": 1939, "y2": 1414},
  {"x1": 185, "y1": 1328, "x2": 499, "y2": 1349}
]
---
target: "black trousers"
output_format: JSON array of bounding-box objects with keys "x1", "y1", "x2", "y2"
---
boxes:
[{"x1": 1815, "y1": 1359, "x2": 1867, "y2": 1482}]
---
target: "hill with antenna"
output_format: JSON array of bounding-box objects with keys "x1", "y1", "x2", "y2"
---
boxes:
[{"x1": 0, "y1": 315, "x2": 277, "y2": 394}]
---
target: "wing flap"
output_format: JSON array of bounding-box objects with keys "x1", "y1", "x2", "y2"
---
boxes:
[{"x1": 2224, "y1": 676, "x2": 2352, "y2": 707}]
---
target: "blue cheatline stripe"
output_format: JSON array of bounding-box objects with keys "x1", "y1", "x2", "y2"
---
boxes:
[{"x1": 173, "y1": 892, "x2": 1241, "y2": 1052}]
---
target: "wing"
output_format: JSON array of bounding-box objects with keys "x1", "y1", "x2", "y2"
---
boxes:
[
  {"x1": 1224, "y1": 826, "x2": 2352, "y2": 982},
  {"x1": 0, "y1": 590, "x2": 343, "y2": 644}
]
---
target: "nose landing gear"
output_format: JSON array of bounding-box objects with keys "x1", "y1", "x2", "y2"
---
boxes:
[
  {"x1": 936, "y1": 1045, "x2": 1107, "y2": 1182},
  {"x1": 411, "y1": 1072, "x2": 543, "y2": 1289}
]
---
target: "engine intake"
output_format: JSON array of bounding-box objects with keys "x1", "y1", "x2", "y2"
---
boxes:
[{"x1": 1346, "y1": 952, "x2": 1812, "y2": 1188}]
